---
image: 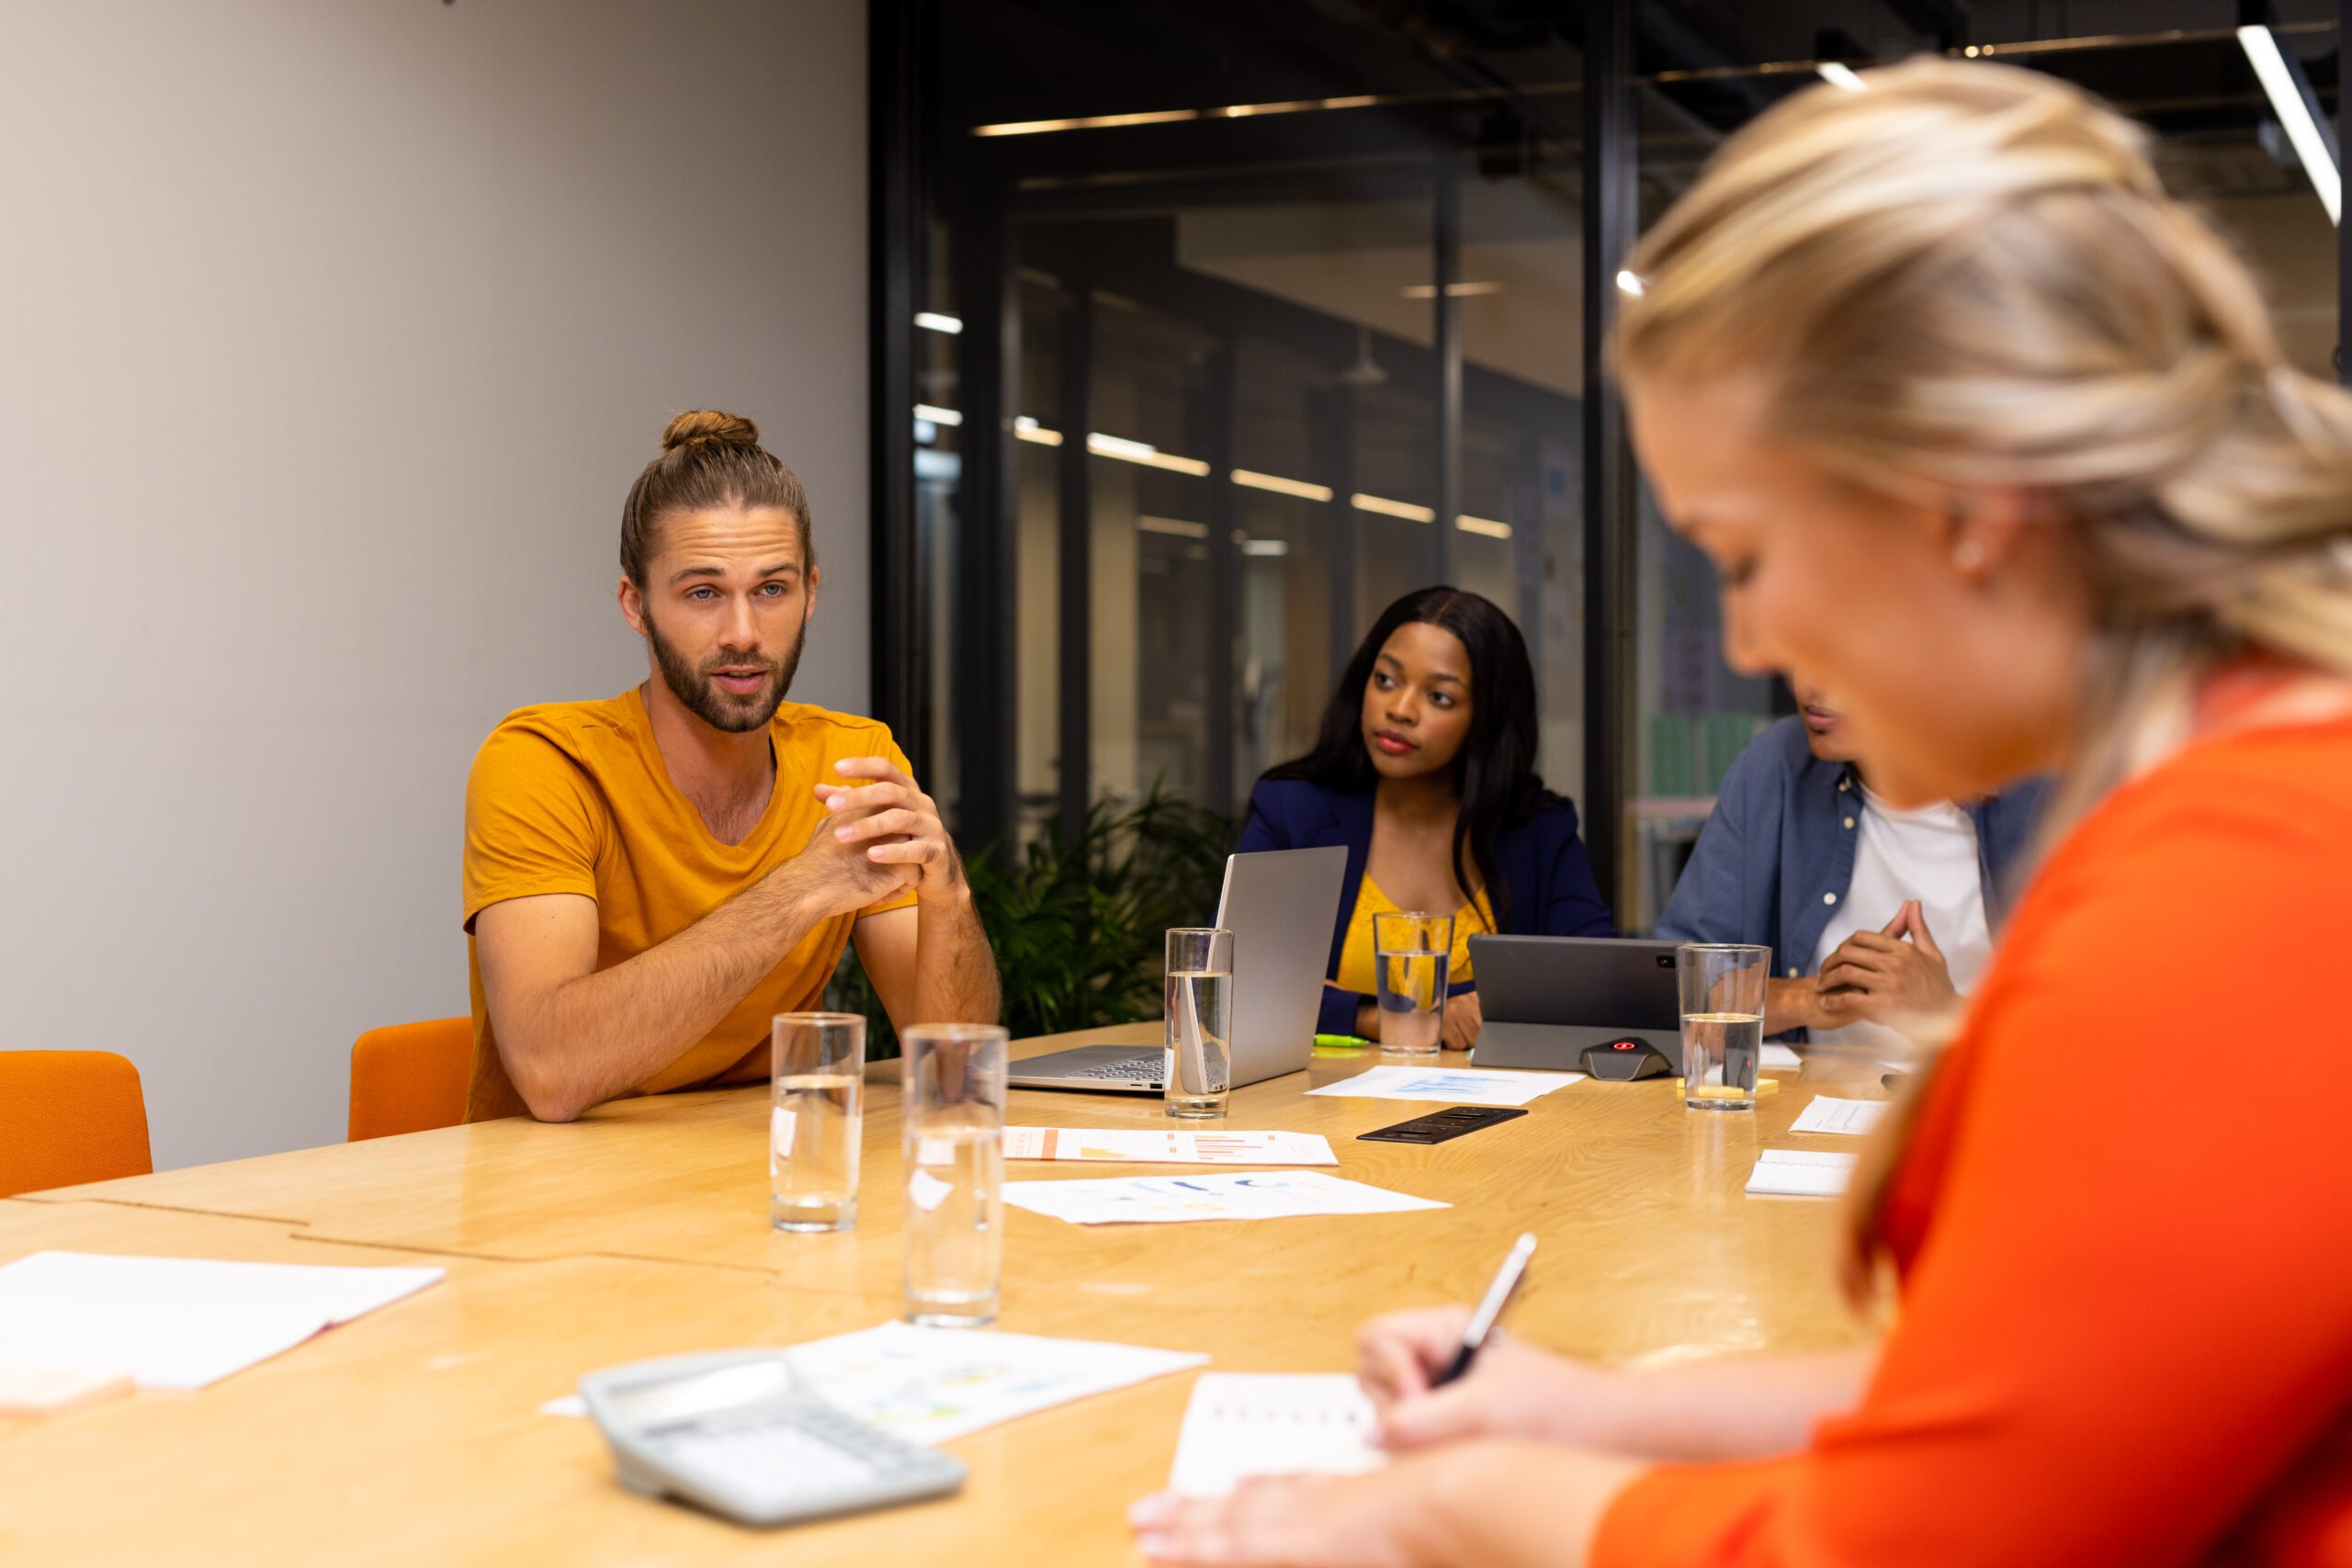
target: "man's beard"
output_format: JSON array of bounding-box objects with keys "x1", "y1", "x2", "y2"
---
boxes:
[{"x1": 642, "y1": 608, "x2": 806, "y2": 734}]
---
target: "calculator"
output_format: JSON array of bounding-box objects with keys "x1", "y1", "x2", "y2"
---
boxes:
[{"x1": 579, "y1": 1349, "x2": 967, "y2": 1528}]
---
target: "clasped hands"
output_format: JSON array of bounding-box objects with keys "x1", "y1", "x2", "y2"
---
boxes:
[
  {"x1": 800, "y1": 757, "x2": 963, "y2": 906},
  {"x1": 1802, "y1": 897, "x2": 1958, "y2": 1030}
]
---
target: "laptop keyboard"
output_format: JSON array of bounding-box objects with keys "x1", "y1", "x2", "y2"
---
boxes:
[{"x1": 1060, "y1": 1058, "x2": 1160, "y2": 1083}]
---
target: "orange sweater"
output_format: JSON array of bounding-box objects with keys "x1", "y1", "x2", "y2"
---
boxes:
[{"x1": 1595, "y1": 716, "x2": 2352, "y2": 1567}]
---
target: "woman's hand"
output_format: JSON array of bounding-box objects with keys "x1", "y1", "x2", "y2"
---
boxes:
[
  {"x1": 1131, "y1": 1470, "x2": 1430, "y2": 1568},
  {"x1": 1441, "y1": 991, "x2": 1482, "y2": 1051},
  {"x1": 1131, "y1": 1440, "x2": 1642, "y2": 1568},
  {"x1": 1356, "y1": 1307, "x2": 1633, "y2": 1451}
]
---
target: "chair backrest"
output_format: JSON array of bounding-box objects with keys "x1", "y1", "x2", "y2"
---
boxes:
[
  {"x1": 347, "y1": 1018, "x2": 472, "y2": 1142},
  {"x1": 0, "y1": 1051, "x2": 153, "y2": 1197}
]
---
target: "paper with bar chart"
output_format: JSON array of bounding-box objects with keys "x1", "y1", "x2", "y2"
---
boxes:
[
  {"x1": 1001, "y1": 1127, "x2": 1337, "y2": 1166},
  {"x1": 1002, "y1": 1168, "x2": 1447, "y2": 1225}
]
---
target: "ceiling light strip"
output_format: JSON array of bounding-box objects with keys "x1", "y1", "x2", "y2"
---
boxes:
[
  {"x1": 1136, "y1": 515, "x2": 1210, "y2": 539},
  {"x1": 1231, "y1": 468, "x2": 1333, "y2": 502},
  {"x1": 1089, "y1": 433, "x2": 1212, "y2": 476},
  {"x1": 1351, "y1": 492, "x2": 1436, "y2": 524},
  {"x1": 2238, "y1": 25, "x2": 2341, "y2": 225}
]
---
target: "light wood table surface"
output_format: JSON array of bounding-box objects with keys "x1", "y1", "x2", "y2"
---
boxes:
[{"x1": 6, "y1": 1025, "x2": 1889, "y2": 1564}]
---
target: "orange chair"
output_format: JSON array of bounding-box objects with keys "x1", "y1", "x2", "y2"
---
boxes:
[
  {"x1": 347, "y1": 1017, "x2": 472, "y2": 1142},
  {"x1": 0, "y1": 1051, "x2": 153, "y2": 1197}
]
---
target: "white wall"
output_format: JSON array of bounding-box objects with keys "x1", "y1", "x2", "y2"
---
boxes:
[{"x1": 0, "y1": 0, "x2": 869, "y2": 1169}]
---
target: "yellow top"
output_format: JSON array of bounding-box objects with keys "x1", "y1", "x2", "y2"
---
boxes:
[
  {"x1": 460, "y1": 688, "x2": 918, "y2": 1121},
  {"x1": 1333, "y1": 873, "x2": 1496, "y2": 994}
]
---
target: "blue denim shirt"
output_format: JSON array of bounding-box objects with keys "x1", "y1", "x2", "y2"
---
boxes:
[{"x1": 1654, "y1": 716, "x2": 2050, "y2": 995}]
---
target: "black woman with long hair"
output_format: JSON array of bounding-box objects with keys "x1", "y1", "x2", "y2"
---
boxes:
[{"x1": 1238, "y1": 586, "x2": 1615, "y2": 1049}]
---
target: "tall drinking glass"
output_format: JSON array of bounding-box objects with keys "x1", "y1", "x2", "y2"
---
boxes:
[
  {"x1": 1374, "y1": 911, "x2": 1453, "y2": 1056},
  {"x1": 770, "y1": 1012, "x2": 865, "y2": 1232},
  {"x1": 900, "y1": 1023, "x2": 1009, "y2": 1326},
  {"x1": 1163, "y1": 927, "x2": 1235, "y2": 1120},
  {"x1": 1679, "y1": 944, "x2": 1770, "y2": 1111}
]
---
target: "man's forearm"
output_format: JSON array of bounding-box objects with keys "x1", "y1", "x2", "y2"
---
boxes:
[
  {"x1": 1765, "y1": 976, "x2": 1819, "y2": 1035},
  {"x1": 510, "y1": 866, "x2": 824, "y2": 1121},
  {"x1": 907, "y1": 886, "x2": 1001, "y2": 1026}
]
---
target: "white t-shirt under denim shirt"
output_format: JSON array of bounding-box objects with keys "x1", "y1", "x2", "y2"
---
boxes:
[{"x1": 1808, "y1": 784, "x2": 1994, "y2": 1052}]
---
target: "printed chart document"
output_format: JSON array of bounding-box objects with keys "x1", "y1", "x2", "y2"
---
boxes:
[
  {"x1": 1003, "y1": 1127, "x2": 1337, "y2": 1166},
  {"x1": 1003, "y1": 1168, "x2": 1448, "y2": 1225},
  {"x1": 0, "y1": 1251, "x2": 444, "y2": 1391},
  {"x1": 1746, "y1": 1149, "x2": 1859, "y2": 1198},
  {"x1": 1306, "y1": 1065, "x2": 1583, "y2": 1107},
  {"x1": 1168, "y1": 1374, "x2": 1386, "y2": 1496},
  {"x1": 1789, "y1": 1096, "x2": 1889, "y2": 1136},
  {"x1": 544, "y1": 1323, "x2": 1206, "y2": 1445}
]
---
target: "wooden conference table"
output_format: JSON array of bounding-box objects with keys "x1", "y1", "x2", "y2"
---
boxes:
[{"x1": 0, "y1": 1024, "x2": 1883, "y2": 1565}]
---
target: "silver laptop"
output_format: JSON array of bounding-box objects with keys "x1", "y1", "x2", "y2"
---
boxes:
[
  {"x1": 1468, "y1": 935, "x2": 1689, "y2": 1074},
  {"x1": 1007, "y1": 845, "x2": 1348, "y2": 1095}
]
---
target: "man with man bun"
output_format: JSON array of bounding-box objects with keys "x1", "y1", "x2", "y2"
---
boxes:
[{"x1": 460, "y1": 410, "x2": 998, "y2": 1122}]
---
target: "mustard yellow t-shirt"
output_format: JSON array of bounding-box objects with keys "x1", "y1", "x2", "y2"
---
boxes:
[
  {"x1": 460, "y1": 688, "x2": 917, "y2": 1121},
  {"x1": 1332, "y1": 874, "x2": 1497, "y2": 997}
]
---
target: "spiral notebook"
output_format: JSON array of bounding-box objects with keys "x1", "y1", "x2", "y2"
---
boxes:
[{"x1": 1166, "y1": 1373, "x2": 1386, "y2": 1496}]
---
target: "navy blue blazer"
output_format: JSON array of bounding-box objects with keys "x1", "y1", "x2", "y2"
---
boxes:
[{"x1": 1238, "y1": 777, "x2": 1618, "y2": 1035}]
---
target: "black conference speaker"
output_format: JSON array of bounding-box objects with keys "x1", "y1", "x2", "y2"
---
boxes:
[{"x1": 1579, "y1": 1035, "x2": 1673, "y2": 1081}]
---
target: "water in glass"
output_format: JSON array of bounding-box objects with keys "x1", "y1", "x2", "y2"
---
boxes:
[
  {"x1": 770, "y1": 1072, "x2": 862, "y2": 1231},
  {"x1": 1682, "y1": 1013, "x2": 1763, "y2": 1111},
  {"x1": 1163, "y1": 969, "x2": 1234, "y2": 1118},
  {"x1": 903, "y1": 1114, "x2": 1004, "y2": 1326},
  {"x1": 1376, "y1": 948, "x2": 1451, "y2": 1055}
]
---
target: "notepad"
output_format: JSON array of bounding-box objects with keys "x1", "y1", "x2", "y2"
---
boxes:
[
  {"x1": 1166, "y1": 1373, "x2": 1386, "y2": 1497},
  {"x1": 1760, "y1": 1043, "x2": 1804, "y2": 1072},
  {"x1": 1745, "y1": 1149, "x2": 1858, "y2": 1198},
  {"x1": 0, "y1": 1251, "x2": 444, "y2": 1391},
  {"x1": 1789, "y1": 1096, "x2": 1888, "y2": 1136}
]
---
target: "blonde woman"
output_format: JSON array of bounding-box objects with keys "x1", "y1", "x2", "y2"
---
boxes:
[{"x1": 1129, "y1": 60, "x2": 2352, "y2": 1567}]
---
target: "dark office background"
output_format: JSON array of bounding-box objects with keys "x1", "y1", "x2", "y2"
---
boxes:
[{"x1": 867, "y1": 0, "x2": 2346, "y2": 931}]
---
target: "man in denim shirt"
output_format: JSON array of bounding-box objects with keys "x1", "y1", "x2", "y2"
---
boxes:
[{"x1": 1656, "y1": 688, "x2": 2048, "y2": 1043}]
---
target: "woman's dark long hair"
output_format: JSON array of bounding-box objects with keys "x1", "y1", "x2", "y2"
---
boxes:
[{"x1": 1257, "y1": 586, "x2": 1555, "y2": 931}]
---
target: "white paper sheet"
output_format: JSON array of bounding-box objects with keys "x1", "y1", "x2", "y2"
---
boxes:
[
  {"x1": 1304, "y1": 1065, "x2": 1583, "y2": 1106},
  {"x1": 1167, "y1": 1373, "x2": 1385, "y2": 1497},
  {"x1": 1789, "y1": 1096, "x2": 1888, "y2": 1136},
  {"x1": 1759, "y1": 1043, "x2": 1804, "y2": 1071},
  {"x1": 1002, "y1": 1168, "x2": 1448, "y2": 1225},
  {"x1": 543, "y1": 1324, "x2": 1209, "y2": 1445},
  {"x1": 0, "y1": 1251, "x2": 444, "y2": 1391},
  {"x1": 1745, "y1": 1149, "x2": 1858, "y2": 1198},
  {"x1": 1002, "y1": 1127, "x2": 1337, "y2": 1166}
]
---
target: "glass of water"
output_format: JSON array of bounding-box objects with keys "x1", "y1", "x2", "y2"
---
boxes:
[
  {"x1": 1374, "y1": 910, "x2": 1453, "y2": 1056},
  {"x1": 901, "y1": 1023, "x2": 1009, "y2": 1327},
  {"x1": 770, "y1": 1012, "x2": 865, "y2": 1232},
  {"x1": 1679, "y1": 943, "x2": 1770, "y2": 1111},
  {"x1": 1164, "y1": 927, "x2": 1235, "y2": 1119}
]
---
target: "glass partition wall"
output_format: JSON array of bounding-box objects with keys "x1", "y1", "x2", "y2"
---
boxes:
[{"x1": 875, "y1": 0, "x2": 2344, "y2": 931}]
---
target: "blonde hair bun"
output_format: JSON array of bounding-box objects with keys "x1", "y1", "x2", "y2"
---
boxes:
[{"x1": 661, "y1": 410, "x2": 761, "y2": 452}]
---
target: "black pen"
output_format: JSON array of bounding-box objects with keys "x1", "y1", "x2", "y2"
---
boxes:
[{"x1": 1433, "y1": 1232, "x2": 1538, "y2": 1387}]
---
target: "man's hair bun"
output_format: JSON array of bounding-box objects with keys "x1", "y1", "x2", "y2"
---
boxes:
[{"x1": 661, "y1": 410, "x2": 761, "y2": 451}]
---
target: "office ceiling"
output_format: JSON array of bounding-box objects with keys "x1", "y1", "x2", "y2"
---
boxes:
[{"x1": 939, "y1": 2, "x2": 2343, "y2": 389}]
